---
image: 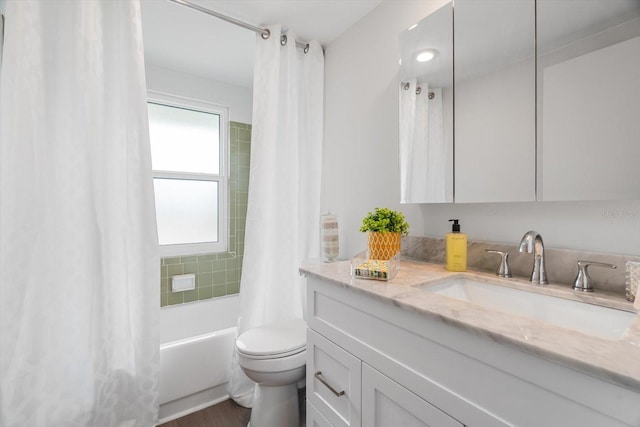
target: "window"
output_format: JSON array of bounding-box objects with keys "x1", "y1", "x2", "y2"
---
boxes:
[{"x1": 147, "y1": 92, "x2": 228, "y2": 257}]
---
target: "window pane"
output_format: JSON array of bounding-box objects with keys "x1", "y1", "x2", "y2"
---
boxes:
[
  {"x1": 148, "y1": 102, "x2": 220, "y2": 174},
  {"x1": 154, "y1": 178, "x2": 219, "y2": 245}
]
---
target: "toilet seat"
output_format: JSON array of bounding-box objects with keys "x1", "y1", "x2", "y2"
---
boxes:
[
  {"x1": 237, "y1": 347, "x2": 306, "y2": 374},
  {"x1": 236, "y1": 318, "x2": 306, "y2": 360},
  {"x1": 237, "y1": 345, "x2": 305, "y2": 360}
]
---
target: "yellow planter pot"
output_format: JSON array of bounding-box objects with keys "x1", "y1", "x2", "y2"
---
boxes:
[{"x1": 367, "y1": 232, "x2": 401, "y2": 260}]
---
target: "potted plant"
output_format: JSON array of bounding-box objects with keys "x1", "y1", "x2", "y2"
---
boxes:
[{"x1": 360, "y1": 208, "x2": 409, "y2": 260}]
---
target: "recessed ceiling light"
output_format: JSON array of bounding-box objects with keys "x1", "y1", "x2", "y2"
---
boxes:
[
  {"x1": 416, "y1": 49, "x2": 438, "y2": 63},
  {"x1": 408, "y1": 24, "x2": 418, "y2": 31}
]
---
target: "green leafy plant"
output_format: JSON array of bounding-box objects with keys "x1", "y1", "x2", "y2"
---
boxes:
[{"x1": 359, "y1": 207, "x2": 409, "y2": 236}]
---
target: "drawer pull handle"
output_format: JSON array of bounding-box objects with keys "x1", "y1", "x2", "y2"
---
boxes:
[{"x1": 314, "y1": 371, "x2": 345, "y2": 397}]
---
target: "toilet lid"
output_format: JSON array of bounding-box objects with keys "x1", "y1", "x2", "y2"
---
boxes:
[{"x1": 236, "y1": 318, "x2": 306, "y2": 358}]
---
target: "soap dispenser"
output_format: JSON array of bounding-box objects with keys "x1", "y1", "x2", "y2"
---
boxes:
[{"x1": 446, "y1": 219, "x2": 467, "y2": 272}]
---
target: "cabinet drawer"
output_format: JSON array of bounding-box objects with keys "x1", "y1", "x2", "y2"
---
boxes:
[
  {"x1": 362, "y1": 363, "x2": 464, "y2": 427},
  {"x1": 307, "y1": 329, "x2": 361, "y2": 427},
  {"x1": 307, "y1": 400, "x2": 335, "y2": 427}
]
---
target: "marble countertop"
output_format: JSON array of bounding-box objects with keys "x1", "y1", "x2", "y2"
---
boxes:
[{"x1": 300, "y1": 258, "x2": 640, "y2": 391}]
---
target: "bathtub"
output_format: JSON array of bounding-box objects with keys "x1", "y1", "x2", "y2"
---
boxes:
[{"x1": 159, "y1": 295, "x2": 240, "y2": 424}]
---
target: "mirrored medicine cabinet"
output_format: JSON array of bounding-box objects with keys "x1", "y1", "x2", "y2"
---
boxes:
[{"x1": 399, "y1": 0, "x2": 640, "y2": 204}]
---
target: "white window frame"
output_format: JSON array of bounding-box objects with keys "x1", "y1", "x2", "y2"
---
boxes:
[{"x1": 147, "y1": 90, "x2": 229, "y2": 257}]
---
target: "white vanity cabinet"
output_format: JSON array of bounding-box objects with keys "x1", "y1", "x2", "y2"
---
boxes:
[
  {"x1": 304, "y1": 274, "x2": 640, "y2": 427},
  {"x1": 361, "y1": 364, "x2": 464, "y2": 427},
  {"x1": 307, "y1": 328, "x2": 463, "y2": 427},
  {"x1": 307, "y1": 329, "x2": 361, "y2": 427},
  {"x1": 307, "y1": 401, "x2": 334, "y2": 427}
]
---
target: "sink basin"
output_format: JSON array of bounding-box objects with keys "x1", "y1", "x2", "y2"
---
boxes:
[{"x1": 418, "y1": 277, "x2": 636, "y2": 340}]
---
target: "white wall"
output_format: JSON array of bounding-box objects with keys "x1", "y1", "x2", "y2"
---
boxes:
[
  {"x1": 420, "y1": 201, "x2": 639, "y2": 254},
  {"x1": 145, "y1": 63, "x2": 253, "y2": 124},
  {"x1": 323, "y1": 0, "x2": 448, "y2": 258},
  {"x1": 323, "y1": 0, "x2": 640, "y2": 257}
]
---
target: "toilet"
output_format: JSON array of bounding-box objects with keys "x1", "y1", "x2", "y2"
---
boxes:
[{"x1": 236, "y1": 318, "x2": 307, "y2": 427}]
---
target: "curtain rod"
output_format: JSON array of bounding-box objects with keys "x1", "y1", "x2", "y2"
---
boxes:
[{"x1": 168, "y1": 0, "x2": 310, "y2": 51}]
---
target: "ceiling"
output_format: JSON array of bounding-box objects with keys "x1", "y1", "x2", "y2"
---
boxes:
[{"x1": 140, "y1": 0, "x2": 383, "y2": 88}]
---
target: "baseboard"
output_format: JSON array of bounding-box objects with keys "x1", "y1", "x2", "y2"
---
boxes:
[{"x1": 158, "y1": 383, "x2": 230, "y2": 425}]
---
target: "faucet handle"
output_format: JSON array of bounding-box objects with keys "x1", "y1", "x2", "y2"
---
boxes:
[
  {"x1": 485, "y1": 250, "x2": 513, "y2": 278},
  {"x1": 573, "y1": 260, "x2": 617, "y2": 292}
]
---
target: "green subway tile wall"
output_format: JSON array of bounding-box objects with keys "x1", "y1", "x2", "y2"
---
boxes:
[{"x1": 160, "y1": 121, "x2": 251, "y2": 307}]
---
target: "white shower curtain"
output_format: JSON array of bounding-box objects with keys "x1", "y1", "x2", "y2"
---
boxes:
[
  {"x1": 228, "y1": 25, "x2": 324, "y2": 407},
  {"x1": 0, "y1": 1, "x2": 159, "y2": 426},
  {"x1": 399, "y1": 78, "x2": 420, "y2": 202},
  {"x1": 0, "y1": 13, "x2": 4, "y2": 69},
  {"x1": 399, "y1": 81, "x2": 445, "y2": 203},
  {"x1": 425, "y1": 87, "x2": 445, "y2": 200}
]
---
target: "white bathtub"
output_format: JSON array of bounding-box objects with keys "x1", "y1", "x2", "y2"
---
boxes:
[{"x1": 159, "y1": 295, "x2": 240, "y2": 424}]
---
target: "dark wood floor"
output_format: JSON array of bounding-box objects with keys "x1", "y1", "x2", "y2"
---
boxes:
[
  {"x1": 159, "y1": 389, "x2": 305, "y2": 427},
  {"x1": 159, "y1": 399, "x2": 251, "y2": 427}
]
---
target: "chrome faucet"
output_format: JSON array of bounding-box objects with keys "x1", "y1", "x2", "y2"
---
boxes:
[
  {"x1": 573, "y1": 260, "x2": 616, "y2": 292},
  {"x1": 518, "y1": 231, "x2": 548, "y2": 285},
  {"x1": 485, "y1": 249, "x2": 512, "y2": 278}
]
